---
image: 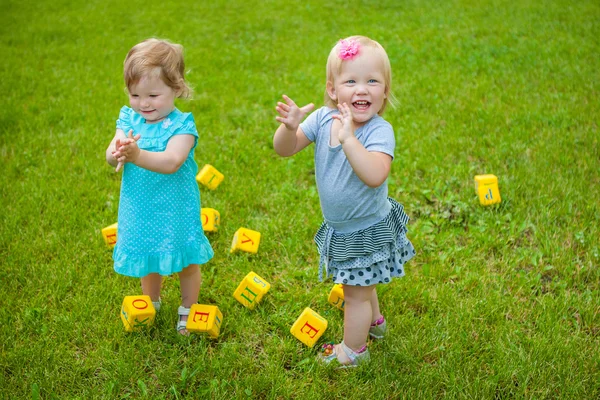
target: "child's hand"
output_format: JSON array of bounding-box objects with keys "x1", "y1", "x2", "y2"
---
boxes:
[
  {"x1": 112, "y1": 130, "x2": 141, "y2": 172},
  {"x1": 275, "y1": 95, "x2": 314, "y2": 131},
  {"x1": 332, "y1": 102, "x2": 355, "y2": 144}
]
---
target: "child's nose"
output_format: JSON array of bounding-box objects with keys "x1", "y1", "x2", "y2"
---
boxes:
[{"x1": 356, "y1": 84, "x2": 368, "y2": 94}]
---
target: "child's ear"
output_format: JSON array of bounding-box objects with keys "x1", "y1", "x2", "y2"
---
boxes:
[{"x1": 326, "y1": 81, "x2": 337, "y2": 101}]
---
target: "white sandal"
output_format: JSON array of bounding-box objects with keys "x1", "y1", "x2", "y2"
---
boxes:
[
  {"x1": 318, "y1": 341, "x2": 370, "y2": 368},
  {"x1": 152, "y1": 299, "x2": 162, "y2": 312},
  {"x1": 177, "y1": 306, "x2": 190, "y2": 334}
]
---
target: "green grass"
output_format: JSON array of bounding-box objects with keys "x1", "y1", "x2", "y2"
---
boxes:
[{"x1": 1, "y1": 0, "x2": 599, "y2": 398}]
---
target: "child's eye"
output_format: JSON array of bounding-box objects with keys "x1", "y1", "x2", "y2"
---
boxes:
[
  {"x1": 150, "y1": 95, "x2": 158, "y2": 98},
  {"x1": 368, "y1": 79, "x2": 378, "y2": 84},
  {"x1": 131, "y1": 94, "x2": 139, "y2": 98},
  {"x1": 346, "y1": 80, "x2": 355, "y2": 84}
]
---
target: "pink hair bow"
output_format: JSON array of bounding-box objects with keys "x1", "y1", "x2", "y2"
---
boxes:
[{"x1": 338, "y1": 39, "x2": 360, "y2": 60}]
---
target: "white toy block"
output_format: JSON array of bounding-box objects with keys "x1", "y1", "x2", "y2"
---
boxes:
[
  {"x1": 201, "y1": 208, "x2": 220, "y2": 232},
  {"x1": 120, "y1": 295, "x2": 156, "y2": 332},
  {"x1": 233, "y1": 271, "x2": 271, "y2": 309},
  {"x1": 290, "y1": 307, "x2": 328, "y2": 347},
  {"x1": 328, "y1": 284, "x2": 345, "y2": 311},
  {"x1": 196, "y1": 164, "x2": 224, "y2": 190},
  {"x1": 474, "y1": 174, "x2": 501, "y2": 205},
  {"x1": 102, "y1": 222, "x2": 118, "y2": 248},
  {"x1": 186, "y1": 304, "x2": 223, "y2": 338},
  {"x1": 230, "y1": 227, "x2": 261, "y2": 254}
]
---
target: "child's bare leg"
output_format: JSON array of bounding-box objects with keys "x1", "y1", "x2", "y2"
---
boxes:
[
  {"x1": 179, "y1": 264, "x2": 201, "y2": 308},
  {"x1": 337, "y1": 284, "x2": 375, "y2": 362},
  {"x1": 371, "y1": 287, "x2": 383, "y2": 323},
  {"x1": 177, "y1": 264, "x2": 201, "y2": 334},
  {"x1": 141, "y1": 273, "x2": 162, "y2": 302}
]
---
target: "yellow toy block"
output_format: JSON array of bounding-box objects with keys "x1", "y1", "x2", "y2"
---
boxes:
[
  {"x1": 230, "y1": 228, "x2": 261, "y2": 254},
  {"x1": 290, "y1": 307, "x2": 328, "y2": 347},
  {"x1": 186, "y1": 304, "x2": 223, "y2": 338},
  {"x1": 120, "y1": 295, "x2": 156, "y2": 332},
  {"x1": 233, "y1": 272, "x2": 271, "y2": 309},
  {"x1": 474, "y1": 174, "x2": 501, "y2": 205},
  {"x1": 196, "y1": 164, "x2": 224, "y2": 190},
  {"x1": 102, "y1": 222, "x2": 118, "y2": 248},
  {"x1": 328, "y1": 284, "x2": 345, "y2": 311},
  {"x1": 201, "y1": 208, "x2": 220, "y2": 232}
]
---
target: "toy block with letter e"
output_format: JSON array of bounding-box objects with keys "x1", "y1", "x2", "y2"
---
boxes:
[
  {"x1": 230, "y1": 228, "x2": 261, "y2": 254},
  {"x1": 233, "y1": 271, "x2": 271, "y2": 309},
  {"x1": 201, "y1": 208, "x2": 220, "y2": 232},
  {"x1": 474, "y1": 174, "x2": 501, "y2": 206},
  {"x1": 328, "y1": 284, "x2": 345, "y2": 311},
  {"x1": 290, "y1": 307, "x2": 328, "y2": 347},
  {"x1": 186, "y1": 304, "x2": 223, "y2": 338},
  {"x1": 196, "y1": 164, "x2": 224, "y2": 190},
  {"x1": 120, "y1": 295, "x2": 156, "y2": 332},
  {"x1": 102, "y1": 222, "x2": 118, "y2": 248}
]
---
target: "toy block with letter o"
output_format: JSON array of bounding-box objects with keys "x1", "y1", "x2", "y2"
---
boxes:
[
  {"x1": 102, "y1": 222, "x2": 118, "y2": 248},
  {"x1": 196, "y1": 164, "x2": 224, "y2": 190},
  {"x1": 328, "y1": 284, "x2": 345, "y2": 311},
  {"x1": 474, "y1": 174, "x2": 501, "y2": 206},
  {"x1": 290, "y1": 307, "x2": 328, "y2": 347},
  {"x1": 186, "y1": 304, "x2": 223, "y2": 338},
  {"x1": 230, "y1": 228, "x2": 261, "y2": 254},
  {"x1": 233, "y1": 271, "x2": 271, "y2": 309},
  {"x1": 120, "y1": 295, "x2": 156, "y2": 332},
  {"x1": 201, "y1": 208, "x2": 220, "y2": 232}
]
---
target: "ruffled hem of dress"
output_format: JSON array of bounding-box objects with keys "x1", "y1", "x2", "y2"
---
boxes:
[
  {"x1": 314, "y1": 198, "x2": 410, "y2": 263},
  {"x1": 113, "y1": 238, "x2": 214, "y2": 278}
]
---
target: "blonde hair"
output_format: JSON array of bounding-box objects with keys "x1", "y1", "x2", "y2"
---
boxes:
[
  {"x1": 123, "y1": 38, "x2": 191, "y2": 99},
  {"x1": 324, "y1": 35, "x2": 395, "y2": 114}
]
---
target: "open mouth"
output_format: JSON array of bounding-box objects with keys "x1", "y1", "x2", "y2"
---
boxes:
[{"x1": 352, "y1": 101, "x2": 371, "y2": 110}]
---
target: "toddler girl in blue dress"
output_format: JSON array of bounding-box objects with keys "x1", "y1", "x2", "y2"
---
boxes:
[
  {"x1": 273, "y1": 36, "x2": 415, "y2": 366},
  {"x1": 105, "y1": 38, "x2": 214, "y2": 335}
]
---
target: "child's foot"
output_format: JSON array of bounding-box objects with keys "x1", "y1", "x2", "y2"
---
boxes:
[
  {"x1": 152, "y1": 299, "x2": 161, "y2": 312},
  {"x1": 177, "y1": 306, "x2": 191, "y2": 336},
  {"x1": 318, "y1": 341, "x2": 370, "y2": 368},
  {"x1": 369, "y1": 316, "x2": 386, "y2": 339}
]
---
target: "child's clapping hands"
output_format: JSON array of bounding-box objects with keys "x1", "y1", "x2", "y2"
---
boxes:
[{"x1": 112, "y1": 129, "x2": 141, "y2": 172}]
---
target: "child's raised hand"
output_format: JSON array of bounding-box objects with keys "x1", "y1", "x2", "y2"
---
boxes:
[
  {"x1": 275, "y1": 95, "x2": 314, "y2": 131},
  {"x1": 332, "y1": 102, "x2": 355, "y2": 144},
  {"x1": 113, "y1": 130, "x2": 141, "y2": 172}
]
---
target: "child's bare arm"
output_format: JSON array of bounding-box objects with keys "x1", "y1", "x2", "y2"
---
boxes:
[
  {"x1": 273, "y1": 95, "x2": 314, "y2": 157},
  {"x1": 106, "y1": 129, "x2": 127, "y2": 168},
  {"x1": 335, "y1": 103, "x2": 392, "y2": 188},
  {"x1": 114, "y1": 130, "x2": 195, "y2": 174}
]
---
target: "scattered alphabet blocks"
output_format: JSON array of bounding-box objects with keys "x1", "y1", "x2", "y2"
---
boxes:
[
  {"x1": 120, "y1": 295, "x2": 156, "y2": 332},
  {"x1": 201, "y1": 208, "x2": 220, "y2": 232},
  {"x1": 328, "y1": 284, "x2": 345, "y2": 311},
  {"x1": 290, "y1": 307, "x2": 328, "y2": 347},
  {"x1": 230, "y1": 228, "x2": 261, "y2": 254},
  {"x1": 102, "y1": 222, "x2": 118, "y2": 248},
  {"x1": 186, "y1": 304, "x2": 223, "y2": 338},
  {"x1": 196, "y1": 164, "x2": 224, "y2": 190},
  {"x1": 474, "y1": 174, "x2": 501, "y2": 205},
  {"x1": 233, "y1": 272, "x2": 271, "y2": 309}
]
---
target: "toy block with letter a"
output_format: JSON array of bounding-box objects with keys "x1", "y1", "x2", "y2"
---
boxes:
[
  {"x1": 102, "y1": 222, "x2": 118, "y2": 248},
  {"x1": 120, "y1": 295, "x2": 156, "y2": 332},
  {"x1": 230, "y1": 228, "x2": 261, "y2": 254},
  {"x1": 186, "y1": 304, "x2": 223, "y2": 338},
  {"x1": 328, "y1": 284, "x2": 345, "y2": 311},
  {"x1": 474, "y1": 174, "x2": 501, "y2": 205},
  {"x1": 201, "y1": 208, "x2": 220, "y2": 232},
  {"x1": 290, "y1": 307, "x2": 328, "y2": 347},
  {"x1": 196, "y1": 164, "x2": 224, "y2": 190},
  {"x1": 233, "y1": 271, "x2": 271, "y2": 309}
]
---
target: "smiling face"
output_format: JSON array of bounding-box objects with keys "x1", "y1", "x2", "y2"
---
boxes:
[
  {"x1": 326, "y1": 47, "x2": 388, "y2": 127},
  {"x1": 128, "y1": 71, "x2": 178, "y2": 123}
]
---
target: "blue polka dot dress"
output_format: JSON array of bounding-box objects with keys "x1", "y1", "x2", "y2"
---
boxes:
[{"x1": 113, "y1": 106, "x2": 214, "y2": 278}]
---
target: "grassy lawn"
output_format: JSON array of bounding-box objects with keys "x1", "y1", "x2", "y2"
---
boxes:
[{"x1": 1, "y1": 0, "x2": 599, "y2": 398}]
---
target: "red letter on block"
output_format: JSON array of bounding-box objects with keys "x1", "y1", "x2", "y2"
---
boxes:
[
  {"x1": 301, "y1": 322, "x2": 319, "y2": 338},
  {"x1": 192, "y1": 311, "x2": 210, "y2": 323}
]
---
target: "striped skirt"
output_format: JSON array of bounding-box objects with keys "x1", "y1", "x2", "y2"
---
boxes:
[{"x1": 314, "y1": 198, "x2": 416, "y2": 286}]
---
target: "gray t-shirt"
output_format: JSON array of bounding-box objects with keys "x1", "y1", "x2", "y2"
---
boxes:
[{"x1": 300, "y1": 107, "x2": 395, "y2": 233}]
